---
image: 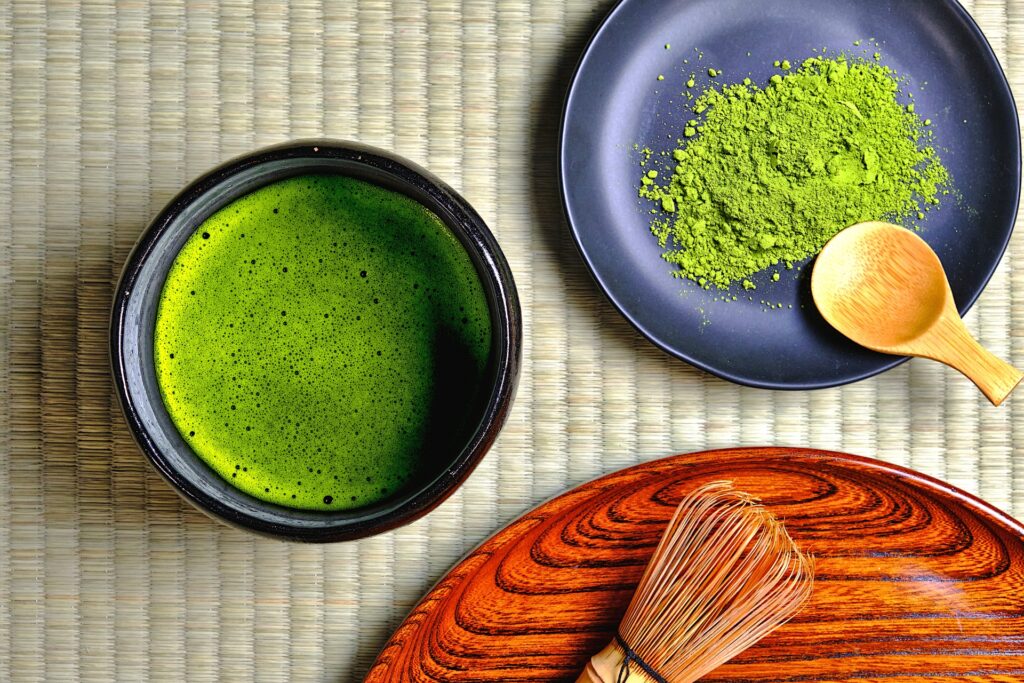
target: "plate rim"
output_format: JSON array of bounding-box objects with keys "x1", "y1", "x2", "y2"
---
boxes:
[{"x1": 557, "y1": 0, "x2": 1022, "y2": 391}]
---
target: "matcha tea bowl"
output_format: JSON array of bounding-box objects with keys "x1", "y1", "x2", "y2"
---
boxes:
[{"x1": 111, "y1": 140, "x2": 521, "y2": 542}]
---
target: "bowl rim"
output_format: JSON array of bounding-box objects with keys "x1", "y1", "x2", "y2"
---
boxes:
[{"x1": 110, "y1": 139, "x2": 522, "y2": 542}]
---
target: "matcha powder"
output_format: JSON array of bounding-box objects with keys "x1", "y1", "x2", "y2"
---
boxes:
[{"x1": 640, "y1": 54, "x2": 950, "y2": 290}]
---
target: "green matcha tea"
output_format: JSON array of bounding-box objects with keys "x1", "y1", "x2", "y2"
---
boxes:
[
  {"x1": 639, "y1": 52, "x2": 950, "y2": 293},
  {"x1": 154, "y1": 174, "x2": 493, "y2": 511}
]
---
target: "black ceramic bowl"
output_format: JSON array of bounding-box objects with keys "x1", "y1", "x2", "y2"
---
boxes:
[{"x1": 111, "y1": 140, "x2": 521, "y2": 542}]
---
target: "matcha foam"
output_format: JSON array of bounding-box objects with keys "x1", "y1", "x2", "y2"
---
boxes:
[
  {"x1": 154, "y1": 174, "x2": 493, "y2": 511},
  {"x1": 640, "y1": 53, "x2": 950, "y2": 290}
]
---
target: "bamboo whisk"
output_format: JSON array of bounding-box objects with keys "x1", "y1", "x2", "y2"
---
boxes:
[{"x1": 577, "y1": 481, "x2": 814, "y2": 683}]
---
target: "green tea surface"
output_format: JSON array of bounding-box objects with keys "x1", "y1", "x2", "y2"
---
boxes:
[{"x1": 154, "y1": 174, "x2": 492, "y2": 511}]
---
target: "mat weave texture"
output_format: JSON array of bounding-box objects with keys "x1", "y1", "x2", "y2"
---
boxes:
[{"x1": 0, "y1": 1, "x2": 1022, "y2": 681}]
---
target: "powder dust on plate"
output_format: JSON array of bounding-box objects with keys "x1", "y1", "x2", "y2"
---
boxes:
[{"x1": 639, "y1": 53, "x2": 950, "y2": 291}]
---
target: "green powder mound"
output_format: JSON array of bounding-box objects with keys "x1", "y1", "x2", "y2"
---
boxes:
[{"x1": 640, "y1": 54, "x2": 950, "y2": 290}]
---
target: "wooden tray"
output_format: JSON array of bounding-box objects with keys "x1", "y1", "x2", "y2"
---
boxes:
[{"x1": 365, "y1": 448, "x2": 1024, "y2": 682}]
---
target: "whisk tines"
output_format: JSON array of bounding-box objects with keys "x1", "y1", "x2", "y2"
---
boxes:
[{"x1": 577, "y1": 481, "x2": 814, "y2": 683}]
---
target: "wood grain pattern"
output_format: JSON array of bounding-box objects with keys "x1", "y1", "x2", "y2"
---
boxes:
[{"x1": 364, "y1": 448, "x2": 1024, "y2": 682}]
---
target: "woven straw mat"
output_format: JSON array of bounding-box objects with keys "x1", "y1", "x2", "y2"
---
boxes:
[{"x1": 0, "y1": 0, "x2": 1022, "y2": 680}]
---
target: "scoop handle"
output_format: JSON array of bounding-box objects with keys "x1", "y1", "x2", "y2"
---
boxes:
[{"x1": 928, "y1": 316, "x2": 1023, "y2": 406}]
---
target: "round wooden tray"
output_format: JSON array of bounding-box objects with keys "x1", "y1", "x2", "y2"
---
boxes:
[{"x1": 365, "y1": 448, "x2": 1024, "y2": 682}]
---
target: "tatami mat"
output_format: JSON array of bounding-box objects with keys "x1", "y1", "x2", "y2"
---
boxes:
[{"x1": 0, "y1": 1, "x2": 1021, "y2": 680}]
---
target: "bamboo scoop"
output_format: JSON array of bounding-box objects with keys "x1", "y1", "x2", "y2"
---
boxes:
[
  {"x1": 577, "y1": 482, "x2": 813, "y2": 683},
  {"x1": 812, "y1": 221, "x2": 1022, "y2": 406}
]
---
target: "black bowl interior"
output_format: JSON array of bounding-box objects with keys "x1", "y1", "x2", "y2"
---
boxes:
[
  {"x1": 560, "y1": 0, "x2": 1020, "y2": 389},
  {"x1": 112, "y1": 143, "x2": 520, "y2": 541}
]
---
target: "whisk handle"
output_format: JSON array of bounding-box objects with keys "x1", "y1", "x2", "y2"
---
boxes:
[
  {"x1": 576, "y1": 640, "x2": 649, "y2": 683},
  {"x1": 575, "y1": 660, "x2": 607, "y2": 683}
]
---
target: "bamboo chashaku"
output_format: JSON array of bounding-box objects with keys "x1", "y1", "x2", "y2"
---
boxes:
[{"x1": 577, "y1": 481, "x2": 814, "y2": 683}]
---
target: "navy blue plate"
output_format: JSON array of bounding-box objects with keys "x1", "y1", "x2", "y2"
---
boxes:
[{"x1": 560, "y1": 0, "x2": 1020, "y2": 390}]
